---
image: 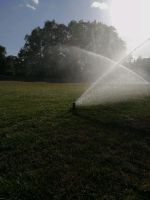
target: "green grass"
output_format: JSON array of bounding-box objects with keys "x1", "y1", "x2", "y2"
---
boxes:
[{"x1": 0, "y1": 81, "x2": 150, "y2": 200}]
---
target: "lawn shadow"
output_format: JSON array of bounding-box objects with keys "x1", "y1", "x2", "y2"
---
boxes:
[{"x1": 72, "y1": 102, "x2": 150, "y2": 134}]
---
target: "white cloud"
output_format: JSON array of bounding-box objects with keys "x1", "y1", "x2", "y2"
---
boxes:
[
  {"x1": 32, "y1": 0, "x2": 39, "y2": 5},
  {"x1": 25, "y1": 0, "x2": 39, "y2": 10},
  {"x1": 26, "y1": 3, "x2": 36, "y2": 10},
  {"x1": 91, "y1": 1, "x2": 109, "y2": 10}
]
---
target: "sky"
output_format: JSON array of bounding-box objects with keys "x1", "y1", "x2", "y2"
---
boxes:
[
  {"x1": 0, "y1": 0, "x2": 110, "y2": 55},
  {"x1": 0, "y1": 0, "x2": 150, "y2": 57}
]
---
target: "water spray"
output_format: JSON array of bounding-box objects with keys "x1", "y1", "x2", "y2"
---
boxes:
[
  {"x1": 75, "y1": 38, "x2": 150, "y2": 106},
  {"x1": 118, "y1": 38, "x2": 150, "y2": 65}
]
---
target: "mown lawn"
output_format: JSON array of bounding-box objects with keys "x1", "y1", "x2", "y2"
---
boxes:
[{"x1": 0, "y1": 81, "x2": 150, "y2": 200}]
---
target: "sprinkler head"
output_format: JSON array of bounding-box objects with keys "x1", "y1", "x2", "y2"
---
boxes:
[{"x1": 72, "y1": 102, "x2": 76, "y2": 111}]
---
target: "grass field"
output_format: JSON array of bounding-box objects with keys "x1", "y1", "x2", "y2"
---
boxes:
[{"x1": 0, "y1": 81, "x2": 150, "y2": 200}]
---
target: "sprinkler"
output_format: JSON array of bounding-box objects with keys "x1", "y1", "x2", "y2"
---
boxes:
[
  {"x1": 72, "y1": 102, "x2": 76, "y2": 111},
  {"x1": 70, "y1": 102, "x2": 76, "y2": 113}
]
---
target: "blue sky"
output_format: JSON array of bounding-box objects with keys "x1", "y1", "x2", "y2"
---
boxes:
[{"x1": 0, "y1": 0, "x2": 110, "y2": 55}]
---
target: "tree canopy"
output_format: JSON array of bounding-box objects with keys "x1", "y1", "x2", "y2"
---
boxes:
[
  {"x1": 0, "y1": 45, "x2": 6, "y2": 75},
  {"x1": 0, "y1": 20, "x2": 126, "y2": 82}
]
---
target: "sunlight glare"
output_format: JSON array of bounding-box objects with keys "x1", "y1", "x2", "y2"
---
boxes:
[{"x1": 110, "y1": 0, "x2": 150, "y2": 52}]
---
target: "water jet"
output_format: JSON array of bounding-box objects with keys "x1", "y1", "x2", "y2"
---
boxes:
[{"x1": 75, "y1": 38, "x2": 150, "y2": 106}]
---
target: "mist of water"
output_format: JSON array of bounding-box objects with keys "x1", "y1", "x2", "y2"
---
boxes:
[{"x1": 75, "y1": 39, "x2": 150, "y2": 106}]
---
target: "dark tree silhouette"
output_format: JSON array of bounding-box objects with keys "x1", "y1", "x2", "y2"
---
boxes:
[
  {"x1": 0, "y1": 20, "x2": 126, "y2": 82},
  {"x1": 0, "y1": 45, "x2": 6, "y2": 75}
]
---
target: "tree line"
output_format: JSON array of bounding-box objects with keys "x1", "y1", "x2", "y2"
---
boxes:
[
  {"x1": 0, "y1": 20, "x2": 126, "y2": 82},
  {"x1": 125, "y1": 57, "x2": 150, "y2": 82}
]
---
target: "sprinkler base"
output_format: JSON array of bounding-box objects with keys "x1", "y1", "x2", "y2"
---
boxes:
[{"x1": 72, "y1": 102, "x2": 76, "y2": 111}]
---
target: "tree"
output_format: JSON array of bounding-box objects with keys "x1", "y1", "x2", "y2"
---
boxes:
[
  {"x1": 0, "y1": 45, "x2": 6, "y2": 75},
  {"x1": 5, "y1": 56, "x2": 19, "y2": 76},
  {"x1": 18, "y1": 20, "x2": 126, "y2": 82}
]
